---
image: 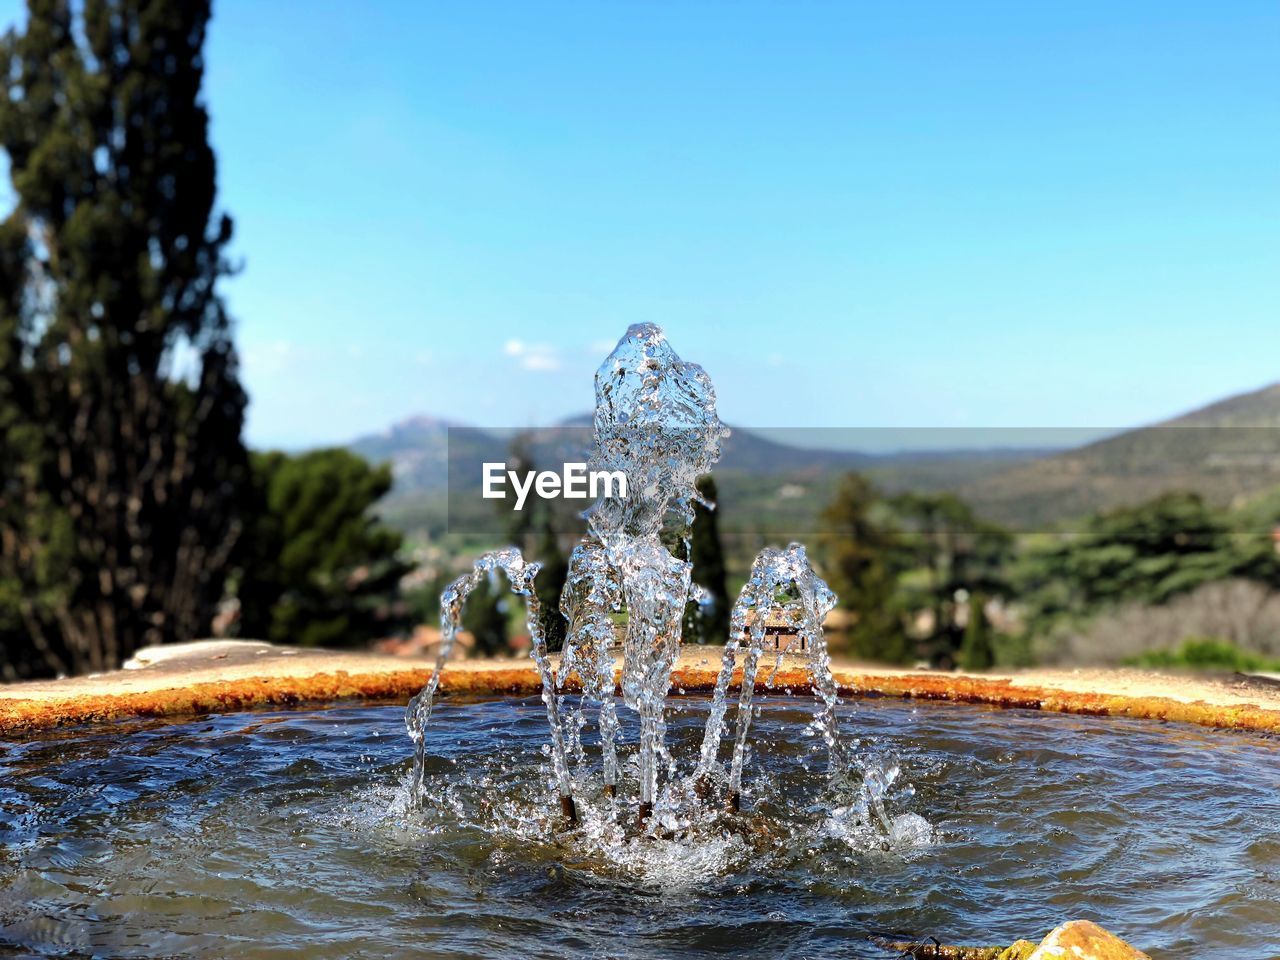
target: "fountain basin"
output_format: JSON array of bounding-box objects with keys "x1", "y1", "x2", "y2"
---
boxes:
[
  {"x1": 3, "y1": 641, "x2": 1279, "y2": 957},
  {"x1": 2, "y1": 692, "x2": 1274, "y2": 958}
]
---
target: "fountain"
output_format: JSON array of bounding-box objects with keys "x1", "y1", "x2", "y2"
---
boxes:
[
  {"x1": 406, "y1": 324, "x2": 900, "y2": 835},
  {"x1": 4, "y1": 340, "x2": 1274, "y2": 958},
  {"x1": 1, "y1": 322, "x2": 1268, "y2": 958}
]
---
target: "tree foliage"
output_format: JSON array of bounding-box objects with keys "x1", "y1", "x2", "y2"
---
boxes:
[
  {"x1": 818, "y1": 476, "x2": 1018, "y2": 666},
  {"x1": 685, "y1": 474, "x2": 730, "y2": 645},
  {"x1": 494, "y1": 434, "x2": 571, "y2": 652},
  {"x1": 890, "y1": 492, "x2": 1012, "y2": 664},
  {"x1": 533, "y1": 511, "x2": 569, "y2": 651},
  {"x1": 1020, "y1": 493, "x2": 1253, "y2": 626},
  {"x1": 818, "y1": 473, "x2": 911, "y2": 663},
  {"x1": 958, "y1": 591, "x2": 995, "y2": 671},
  {"x1": 0, "y1": 0, "x2": 247, "y2": 676},
  {"x1": 463, "y1": 578, "x2": 509, "y2": 657},
  {"x1": 235, "y1": 450, "x2": 410, "y2": 648}
]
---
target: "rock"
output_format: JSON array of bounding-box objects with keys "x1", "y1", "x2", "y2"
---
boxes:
[
  {"x1": 1028, "y1": 921, "x2": 1150, "y2": 960},
  {"x1": 871, "y1": 924, "x2": 1144, "y2": 960},
  {"x1": 997, "y1": 942, "x2": 1037, "y2": 959}
]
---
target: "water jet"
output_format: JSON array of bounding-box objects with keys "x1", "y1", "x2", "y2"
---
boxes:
[{"x1": 406, "y1": 324, "x2": 897, "y2": 834}]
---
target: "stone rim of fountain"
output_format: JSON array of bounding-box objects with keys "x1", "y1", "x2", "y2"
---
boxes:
[{"x1": 5, "y1": 637, "x2": 1280, "y2": 739}]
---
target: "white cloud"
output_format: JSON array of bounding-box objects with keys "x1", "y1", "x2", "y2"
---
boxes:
[
  {"x1": 503, "y1": 339, "x2": 561, "y2": 372},
  {"x1": 241, "y1": 338, "x2": 295, "y2": 376},
  {"x1": 521, "y1": 352, "x2": 561, "y2": 372}
]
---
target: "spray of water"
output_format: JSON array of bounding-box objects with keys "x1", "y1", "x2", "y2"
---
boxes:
[
  {"x1": 405, "y1": 547, "x2": 578, "y2": 820},
  {"x1": 564, "y1": 323, "x2": 726, "y2": 821},
  {"x1": 559, "y1": 537, "x2": 624, "y2": 796},
  {"x1": 405, "y1": 324, "x2": 922, "y2": 845}
]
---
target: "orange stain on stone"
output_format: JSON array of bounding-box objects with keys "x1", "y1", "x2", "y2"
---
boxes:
[{"x1": 3, "y1": 654, "x2": 1280, "y2": 738}]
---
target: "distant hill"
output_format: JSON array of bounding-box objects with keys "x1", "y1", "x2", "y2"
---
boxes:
[
  {"x1": 349, "y1": 415, "x2": 460, "y2": 494},
  {"x1": 347, "y1": 415, "x2": 874, "y2": 496},
  {"x1": 348, "y1": 414, "x2": 1049, "y2": 497},
  {"x1": 959, "y1": 382, "x2": 1280, "y2": 529},
  {"x1": 1163, "y1": 382, "x2": 1280, "y2": 428},
  {"x1": 348, "y1": 414, "x2": 1051, "y2": 541},
  {"x1": 349, "y1": 382, "x2": 1280, "y2": 542}
]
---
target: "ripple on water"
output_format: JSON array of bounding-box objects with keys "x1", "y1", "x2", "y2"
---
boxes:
[{"x1": 1, "y1": 697, "x2": 1278, "y2": 959}]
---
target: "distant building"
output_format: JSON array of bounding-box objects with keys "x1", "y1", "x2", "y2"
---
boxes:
[{"x1": 741, "y1": 607, "x2": 833, "y2": 652}]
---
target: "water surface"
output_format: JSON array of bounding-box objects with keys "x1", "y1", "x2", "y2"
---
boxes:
[{"x1": 1, "y1": 696, "x2": 1278, "y2": 958}]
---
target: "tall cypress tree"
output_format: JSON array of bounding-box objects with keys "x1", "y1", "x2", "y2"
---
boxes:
[
  {"x1": 0, "y1": 0, "x2": 247, "y2": 675},
  {"x1": 820, "y1": 473, "x2": 911, "y2": 663},
  {"x1": 686, "y1": 474, "x2": 730, "y2": 644}
]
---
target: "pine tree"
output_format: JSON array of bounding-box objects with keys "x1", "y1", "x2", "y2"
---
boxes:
[
  {"x1": 234, "y1": 450, "x2": 410, "y2": 648},
  {"x1": 0, "y1": 0, "x2": 247, "y2": 675}
]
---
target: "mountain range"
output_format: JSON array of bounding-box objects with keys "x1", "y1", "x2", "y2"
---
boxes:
[
  {"x1": 350, "y1": 382, "x2": 1280, "y2": 535},
  {"x1": 955, "y1": 382, "x2": 1280, "y2": 528}
]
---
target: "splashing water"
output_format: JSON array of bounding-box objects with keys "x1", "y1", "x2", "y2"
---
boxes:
[
  {"x1": 405, "y1": 547, "x2": 577, "y2": 819},
  {"x1": 559, "y1": 536, "x2": 624, "y2": 795},
  {"x1": 696, "y1": 544, "x2": 842, "y2": 800},
  {"x1": 406, "y1": 324, "x2": 921, "y2": 843}
]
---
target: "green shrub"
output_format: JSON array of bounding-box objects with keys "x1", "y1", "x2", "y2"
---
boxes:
[{"x1": 1126, "y1": 637, "x2": 1280, "y2": 673}]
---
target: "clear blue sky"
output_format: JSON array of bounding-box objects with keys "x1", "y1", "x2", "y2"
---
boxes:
[{"x1": 2, "y1": 1, "x2": 1277, "y2": 449}]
